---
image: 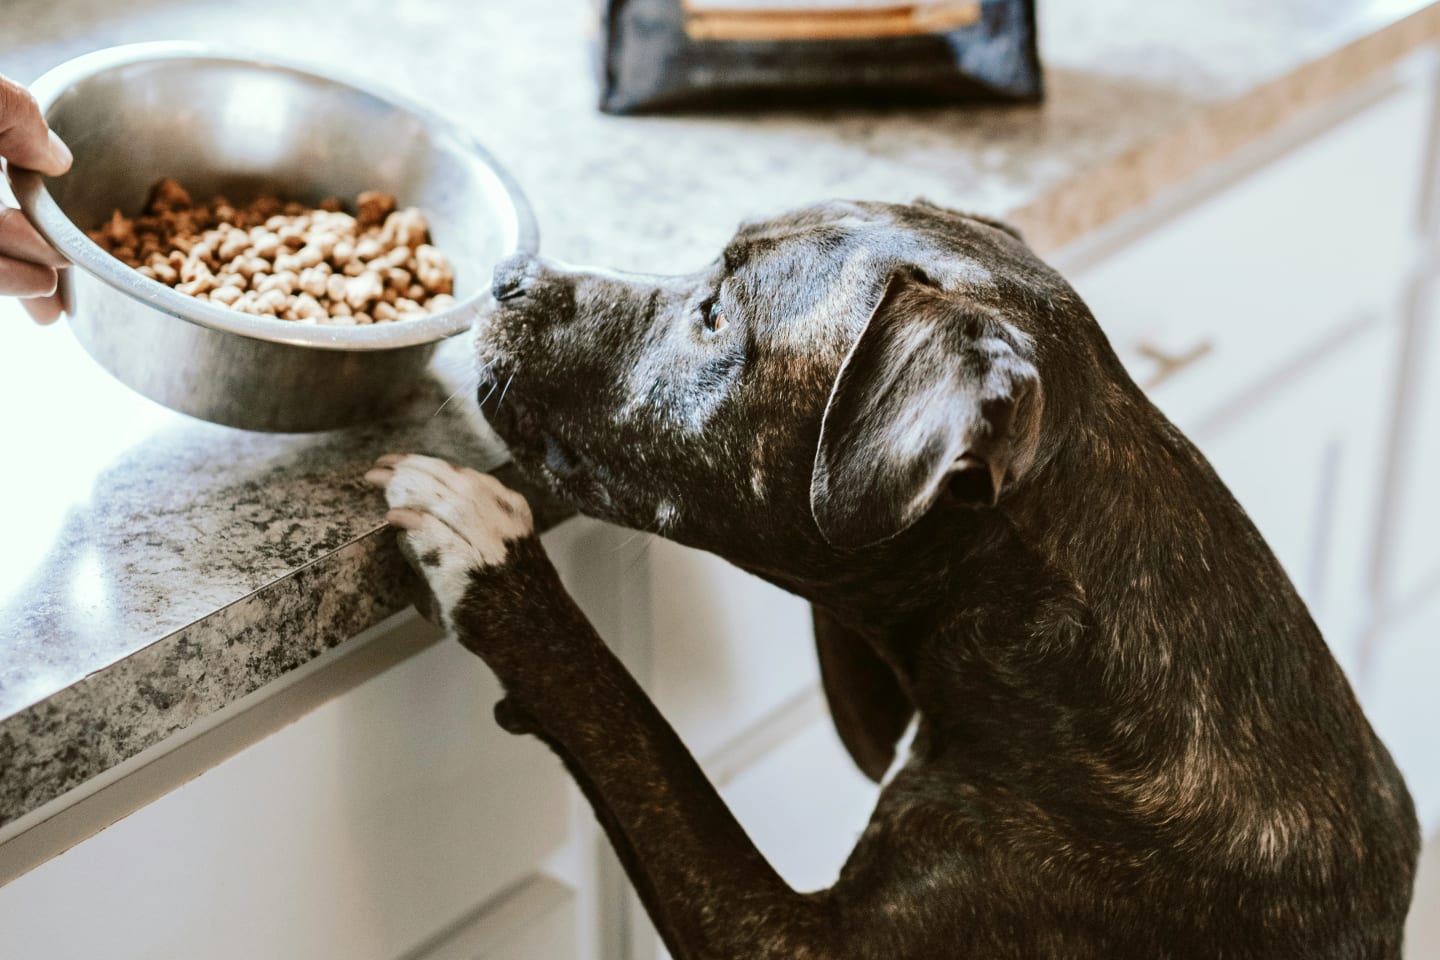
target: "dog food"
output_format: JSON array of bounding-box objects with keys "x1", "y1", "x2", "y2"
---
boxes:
[{"x1": 88, "y1": 179, "x2": 457, "y2": 325}]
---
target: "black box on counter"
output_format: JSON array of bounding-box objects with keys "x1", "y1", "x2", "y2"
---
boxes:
[{"x1": 595, "y1": 0, "x2": 1042, "y2": 114}]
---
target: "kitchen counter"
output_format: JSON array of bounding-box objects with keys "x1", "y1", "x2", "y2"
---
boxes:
[{"x1": 2, "y1": 0, "x2": 1438, "y2": 835}]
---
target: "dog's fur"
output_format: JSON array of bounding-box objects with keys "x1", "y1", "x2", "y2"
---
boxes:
[{"x1": 367, "y1": 200, "x2": 1419, "y2": 959}]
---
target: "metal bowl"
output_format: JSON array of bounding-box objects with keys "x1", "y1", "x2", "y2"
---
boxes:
[{"x1": 8, "y1": 42, "x2": 536, "y2": 432}]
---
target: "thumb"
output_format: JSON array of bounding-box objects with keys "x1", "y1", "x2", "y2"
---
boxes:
[{"x1": 0, "y1": 76, "x2": 72, "y2": 177}]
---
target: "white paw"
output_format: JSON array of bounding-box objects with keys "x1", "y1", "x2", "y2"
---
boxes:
[{"x1": 365, "y1": 453, "x2": 533, "y2": 628}]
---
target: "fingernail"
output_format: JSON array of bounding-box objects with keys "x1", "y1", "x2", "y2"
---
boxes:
[{"x1": 47, "y1": 130, "x2": 73, "y2": 171}]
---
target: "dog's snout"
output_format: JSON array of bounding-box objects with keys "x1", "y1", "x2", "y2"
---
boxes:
[{"x1": 491, "y1": 253, "x2": 538, "y2": 301}]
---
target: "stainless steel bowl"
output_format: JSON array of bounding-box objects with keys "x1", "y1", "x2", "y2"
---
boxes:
[{"x1": 8, "y1": 42, "x2": 536, "y2": 432}]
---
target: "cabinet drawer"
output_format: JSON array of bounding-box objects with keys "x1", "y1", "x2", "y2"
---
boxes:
[
  {"x1": 0, "y1": 612, "x2": 571, "y2": 960},
  {"x1": 1070, "y1": 77, "x2": 1430, "y2": 436}
]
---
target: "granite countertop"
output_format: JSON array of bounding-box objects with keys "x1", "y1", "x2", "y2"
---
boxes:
[{"x1": 2, "y1": 0, "x2": 1438, "y2": 834}]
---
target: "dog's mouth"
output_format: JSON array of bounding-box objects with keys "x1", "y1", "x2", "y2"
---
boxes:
[{"x1": 479, "y1": 370, "x2": 595, "y2": 493}]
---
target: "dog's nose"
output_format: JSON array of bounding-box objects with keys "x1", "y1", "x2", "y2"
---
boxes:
[{"x1": 491, "y1": 253, "x2": 537, "y2": 301}]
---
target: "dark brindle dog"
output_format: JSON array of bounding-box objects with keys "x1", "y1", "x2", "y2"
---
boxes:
[{"x1": 365, "y1": 200, "x2": 1419, "y2": 959}]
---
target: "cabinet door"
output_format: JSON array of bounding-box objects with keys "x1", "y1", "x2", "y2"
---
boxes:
[
  {"x1": 647, "y1": 538, "x2": 818, "y2": 762},
  {"x1": 1196, "y1": 321, "x2": 1399, "y2": 678},
  {"x1": 1067, "y1": 78, "x2": 1428, "y2": 434},
  {"x1": 1385, "y1": 291, "x2": 1440, "y2": 610},
  {"x1": 407, "y1": 875, "x2": 577, "y2": 960},
  {"x1": 1361, "y1": 591, "x2": 1440, "y2": 835},
  {"x1": 0, "y1": 613, "x2": 572, "y2": 960},
  {"x1": 649, "y1": 715, "x2": 879, "y2": 960}
]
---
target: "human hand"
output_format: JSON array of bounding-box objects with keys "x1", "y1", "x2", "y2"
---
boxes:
[{"x1": 1, "y1": 73, "x2": 73, "y2": 324}]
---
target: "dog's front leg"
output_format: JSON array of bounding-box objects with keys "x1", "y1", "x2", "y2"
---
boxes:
[{"x1": 366, "y1": 455, "x2": 838, "y2": 960}]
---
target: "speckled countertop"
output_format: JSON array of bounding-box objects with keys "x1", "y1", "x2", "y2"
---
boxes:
[{"x1": 2, "y1": 0, "x2": 1438, "y2": 833}]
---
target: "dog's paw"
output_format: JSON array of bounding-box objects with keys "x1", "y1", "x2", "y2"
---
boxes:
[{"x1": 364, "y1": 453, "x2": 534, "y2": 629}]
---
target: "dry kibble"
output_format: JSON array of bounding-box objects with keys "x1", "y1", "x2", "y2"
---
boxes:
[
  {"x1": 354, "y1": 237, "x2": 383, "y2": 261},
  {"x1": 251, "y1": 233, "x2": 281, "y2": 258},
  {"x1": 210, "y1": 285, "x2": 243, "y2": 307},
  {"x1": 356, "y1": 190, "x2": 396, "y2": 228},
  {"x1": 298, "y1": 266, "x2": 330, "y2": 299},
  {"x1": 344, "y1": 271, "x2": 383, "y2": 310},
  {"x1": 291, "y1": 293, "x2": 326, "y2": 321},
  {"x1": 90, "y1": 181, "x2": 456, "y2": 324}
]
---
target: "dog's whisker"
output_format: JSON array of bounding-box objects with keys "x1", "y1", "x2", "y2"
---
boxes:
[
  {"x1": 494, "y1": 372, "x2": 516, "y2": 412},
  {"x1": 478, "y1": 376, "x2": 502, "y2": 411},
  {"x1": 431, "y1": 385, "x2": 469, "y2": 420}
]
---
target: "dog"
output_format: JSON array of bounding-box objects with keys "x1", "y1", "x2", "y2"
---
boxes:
[{"x1": 364, "y1": 200, "x2": 1419, "y2": 959}]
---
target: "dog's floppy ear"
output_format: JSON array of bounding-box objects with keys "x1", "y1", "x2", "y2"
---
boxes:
[{"x1": 810, "y1": 270, "x2": 1043, "y2": 550}]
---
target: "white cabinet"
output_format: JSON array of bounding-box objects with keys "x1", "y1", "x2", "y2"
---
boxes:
[
  {"x1": 0, "y1": 522, "x2": 608, "y2": 960},
  {"x1": 1385, "y1": 284, "x2": 1440, "y2": 610},
  {"x1": 647, "y1": 538, "x2": 818, "y2": 761},
  {"x1": 407, "y1": 875, "x2": 578, "y2": 960},
  {"x1": 1067, "y1": 75, "x2": 1428, "y2": 674},
  {"x1": 1195, "y1": 323, "x2": 1397, "y2": 678}
]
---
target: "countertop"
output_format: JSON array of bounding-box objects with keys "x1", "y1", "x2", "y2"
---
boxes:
[{"x1": 3, "y1": 0, "x2": 1438, "y2": 834}]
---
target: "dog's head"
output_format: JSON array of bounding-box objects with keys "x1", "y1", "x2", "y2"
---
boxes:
[{"x1": 474, "y1": 200, "x2": 1101, "y2": 572}]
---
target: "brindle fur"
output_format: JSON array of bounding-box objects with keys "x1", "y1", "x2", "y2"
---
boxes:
[{"x1": 437, "y1": 200, "x2": 1418, "y2": 958}]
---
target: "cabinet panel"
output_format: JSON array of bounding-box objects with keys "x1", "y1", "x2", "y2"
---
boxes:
[
  {"x1": 407, "y1": 875, "x2": 577, "y2": 960},
  {"x1": 1070, "y1": 80, "x2": 1428, "y2": 435},
  {"x1": 648, "y1": 538, "x2": 818, "y2": 762},
  {"x1": 1361, "y1": 591, "x2": 1440, "y2": 836},
  {"x1": 0, "y1": 611, "x2": 571, "y2": 960},
  {"x1": 1386, "y1": 296, "x2": 1440, "y2": 609},
  {"x1": 651, "y1": 715, "x2": 879, "y2": 959},
  {"x1": 1197, "y1": 322, "x2": 1398, "y2": 677}
]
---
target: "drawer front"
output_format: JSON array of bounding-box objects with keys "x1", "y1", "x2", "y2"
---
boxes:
[
  {"x1": 1069, "y1": 78, "x2": 1430, "y2": 436},
  {"x1": 0, "y1": 612, "x2": 572, "y2": 960}
]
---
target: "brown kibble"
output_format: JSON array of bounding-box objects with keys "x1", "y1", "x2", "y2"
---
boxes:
[
  {"x1": 344, "y1": 271, "x2": 383, "y2": 309},
  {"x1": 218, "y1": 230, "x2": 249, "y2": 261},
  {"x1": 210, "y1": 285, "x2": 243, "y2": 307},
  {"x1": 291, "y1": 293, "x2": 326, "y2": 320},
  {"x1": 298, "y1": 266, "x2": 329, "y2": 299},
  {"x1": 356, "y1": 190, "x2": 397, "y2": 228},
  {"x1": 148, "y1": 177, "x2": 192, "y2": 213},
  {"x1": 91, "y1": 179, "x2": 454, "y2": 324},
  {"x1": 251, "y1": 232, "x2": 281, "y2": 259}
]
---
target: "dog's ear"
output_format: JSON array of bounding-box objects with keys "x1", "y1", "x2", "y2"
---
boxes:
[{"x1": 810, "y1": 270, "x2": 1043, "y2": 550}]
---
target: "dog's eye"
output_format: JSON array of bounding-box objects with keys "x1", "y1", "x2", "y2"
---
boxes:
[{"x1": 701, "y1": 297, "x2": 728, "y2": 334}]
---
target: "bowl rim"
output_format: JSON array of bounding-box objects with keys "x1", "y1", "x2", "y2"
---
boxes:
[{"x1": 8, "y1": 41, "x2": 539, "y2": 353}]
